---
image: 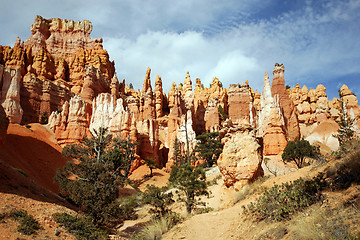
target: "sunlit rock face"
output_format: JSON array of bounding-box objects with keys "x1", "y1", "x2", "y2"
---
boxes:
[
  {"x1": 0, "y1": 66, "x2": 23, "y2": 123},
  {"x1": 48, "y1": 95, "x2": 91, "y2": 147},
  {"x1": 0, "y1": 15, "x2": 114, "y2": 123},
  {"x1": 228, "y1": 82, "x2": 255, "y2": 127},
  {"x1": 5, "y1": 16, "x2": 360, "y2": 178},
  {"x1": 271, "y1": 63, "x2": 300, "y2": 141},
  {"x1": 218, "y1": 125, "x2": 263, "y2": 190}
]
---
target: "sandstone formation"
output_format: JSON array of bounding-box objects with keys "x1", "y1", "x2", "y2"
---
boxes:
[
  {"x1": 340, "y1": 84, "x2": 359, "y2": 118},
  {"x1": 48, "y1": 95, "x2": 91, "y2": 146},
  {"x1": 271, "y1": 63, "x2": 300, "y2": 140},
  {"x1": 3, "y1": 16, "x2": 360, "y2": 189},
  {"x1": 257, "y1": 72, "x2": 287, "y2": 155},
  {"x1": 228, "y1": 82, "x2": 255, "y2": 127},
  {"x1": 0, "y1": 15, "x2": 115, "y2": 124},
  {"x1": 0, "y1": 66, "x2": 23, "y2": 123},
  {"x1": 218, "y1": 125, "x2": 263, "y2": 190}
]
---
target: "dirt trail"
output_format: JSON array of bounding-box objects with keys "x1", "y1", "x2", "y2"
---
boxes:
[{"x1": 163, "y1": 163, "x2": 329, "y2": 240}]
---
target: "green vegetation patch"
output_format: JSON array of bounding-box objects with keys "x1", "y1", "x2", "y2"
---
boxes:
[
  {"x1": 244, "y1": 177, "x2": 324, "y2": 222},
  {"x1": 8, "y1": 209, "x2": 41, "y2": 235},
  {"x1": 52, "y1": 213, "x2": 108, "y2": 240}
]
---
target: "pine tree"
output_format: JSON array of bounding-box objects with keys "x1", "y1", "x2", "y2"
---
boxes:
[
  {"x1": 142, "y1": 185, "x2": 174, "y2": 217},
  {"x1": 194, "y1": 132, "x2": 223, "y2": 167},
  {"x1": 172, "y1": 137, "x2": 184, "y2": 165},
  {"x1": 282, "y1": 138, "x2": 319, "y2": 168},
  {"x1": 55, "y1": 128, "x2": 137, "y2": 226},
  {"x1": 334, "y1": 90, "x2": 355, "y2": 152},
  {"x1": 145, "y1": 157, "x2": 158, "y2": 177},
  {"x1": 169, "y1": 163, "x2": 208, "y2": 213}
]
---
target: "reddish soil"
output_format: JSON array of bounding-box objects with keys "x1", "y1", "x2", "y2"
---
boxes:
[{"x1": 0, "y1": 123, "x2": 69, "y2": 193}]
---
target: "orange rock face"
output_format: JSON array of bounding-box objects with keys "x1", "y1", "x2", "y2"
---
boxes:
[
  {"x1": 48, "y1": 95, "x2": 91, "y2": 147},
  {"x1": 341, "y1": 84, "x2": 359, "y2": 118},
  {"x1": 4, "y1": 14, "x2": 360, "y2": 180},
  {"x1": 271, "y1": 63, "x2": 300, "y2": 140},
  {"x1": 0, "y1": 15, "x2": 115, "y2": 123},
  {"x1": 263, "y1": 108, "x2": 288, "y2": 155},
  {"x1": 228, "y1": 83, "x2": 255, "y2": 126},
  {"x1": 218, "y1": 126, "x2": 263, "y2": 189}
]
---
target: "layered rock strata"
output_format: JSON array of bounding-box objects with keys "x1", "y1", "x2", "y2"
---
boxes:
[{"x1": 0, "y1": 15, "x2": 115, "y2": 123}]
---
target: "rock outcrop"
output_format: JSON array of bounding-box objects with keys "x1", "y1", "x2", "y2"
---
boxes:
[
  {"x1": 48, "y1": 95, "x2": 91, "y2": 146},
  {"x1": 0, "y1": 15, "x2": 115, "y2": 123},
  {"x1": 271, "y1": 63, "x2": 300, "y2": 140},
  {"x1": 218, "y1": 125, "x2": 263, "y2": 190},
  {"x1": 257, "y1": 72, "x2": 287, "y2": 155},
  {"x1": 228, "y1": 82, "x2": 255, "y2": 127},
  {"x1": 340, "y1": 84, "x2": 359, "y2": 118},
  {"x1": 0, "y1": 66, "x2": 23, "y2": 123},
  {"x1": 4, "y1": 16, "x2": 360, "y2": 185}
]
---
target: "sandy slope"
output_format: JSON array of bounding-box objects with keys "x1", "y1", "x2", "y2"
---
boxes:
[{"x1": 0, "y1": 123, "x2": 69, "y2": 193}]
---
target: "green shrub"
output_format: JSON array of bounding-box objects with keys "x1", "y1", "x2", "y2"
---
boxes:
[
  {"x1": 193, "y1": 206, "x2": 214, "y2": 214},
  {"x1": 282, "y1": 138, "x2": 319, "y2": 168},
  {"x1": 55, "y1": 127, "x2": 137, "y2": 226},
  {"x1": 326, "y1": 149, "x2": 360, "y2": 190},
  {"x1": 52, "y1": 213, "x2": 108, "y2": 240},
  {"x1": 9, "y1": 209, "x2": 28, "y2": 220},
  {"x1": 142, "y1": 185, "x2": 174, "y2": 218},
  {"x1": 244, "y1": 177, "x2": 324, "y2": 222},
  {"x1": 169, "y1": 163, "x2": 209, "y2": 214},
  {"x1": 9, "y1": 210, "x2": 41, "y2": 235}
]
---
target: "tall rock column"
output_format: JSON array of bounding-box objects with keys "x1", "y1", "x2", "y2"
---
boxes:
[
  {"x1": 257, "y1": 72, "x2": 287, "y2": 155},
  {"x1": 166, "y1": 83, "x2": 183, "y2": 168},
  {"x1": 0, "y1": 66, "x2": 23, "y2": 123},
  {"x1": 110, "y1": 74, "x2": 120, "y2": 99},
  {"x1": 340, "y1": 84, "x2": 359, "y2": 118},
  {"x1": 155, "y1": 74, "x2": 164, "y2": 118},
  {"x1": 178, "y1": 72, "x2": 196, "y2": 159},
  {"x1": 271, "y1": 63, "x2": 300, "y2": 140}
]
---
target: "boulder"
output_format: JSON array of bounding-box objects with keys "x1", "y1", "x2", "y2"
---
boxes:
[{"x1": 218, "y1": 127, "x2": 263, "y2": 190}]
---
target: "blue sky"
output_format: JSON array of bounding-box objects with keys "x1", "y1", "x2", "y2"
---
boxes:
[{"x1": 1, "y1": 0, "x2": 359, "y2": 99}]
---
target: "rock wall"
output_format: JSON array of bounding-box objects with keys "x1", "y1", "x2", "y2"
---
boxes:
[
  {"x1": 48, "y1": 95, "x2": 91, "y2": 146},
  {"x1": 0, "y1": 15, "x2": 115, "y2": 124}
]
